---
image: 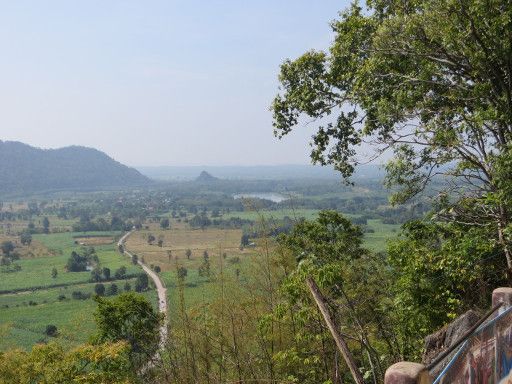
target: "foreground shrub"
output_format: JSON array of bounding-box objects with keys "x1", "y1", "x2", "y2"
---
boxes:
[{"x1": 0, "y1": 341, "x2": 134, "y2": 383}]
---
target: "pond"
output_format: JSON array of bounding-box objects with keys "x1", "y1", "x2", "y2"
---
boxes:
[{"x1": 233, "y1": 192, "x2": 290, "y2": 203}]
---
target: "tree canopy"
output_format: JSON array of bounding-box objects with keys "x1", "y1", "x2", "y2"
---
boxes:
[
  {"x1": 272, "y1": 0, "x2": 512, "y2": 269},
  {"x1": 93, "y1": 292, "x2": 160, "y2": 368}
]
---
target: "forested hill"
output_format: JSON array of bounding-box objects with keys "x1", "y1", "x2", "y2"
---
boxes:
[{"x1": 0, "y1": 141, "x2": 150, "y2": 195}]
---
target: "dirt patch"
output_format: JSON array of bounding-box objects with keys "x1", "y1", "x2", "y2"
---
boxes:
[
  {"x1": 74, "y1": 237, "x2": 114, "y2": 246},
  {"x1": 0, "y1": 234, "x2": 51, "y2": 258}
]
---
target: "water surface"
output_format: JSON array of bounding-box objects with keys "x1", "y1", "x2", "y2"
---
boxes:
[{"x1": 233, "y1": 192, "x2": 289, "y2": 203}]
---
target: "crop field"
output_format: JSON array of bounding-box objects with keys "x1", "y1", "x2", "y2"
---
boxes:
[
  {"x1": 0, "y1": 230, "x2": 157, "y2": 351},
  {"x1": 33, "y1": 231, "x2": 121, "y2": 254},
  {"x1": 0, "y1": 205, "x2": 400, "y2": 351},
  {"x1": 125, "y1": 224, "x2": 245, "y2": 273},
  {"x1": 125, "y1": 221, "x2": 258, "y2": 315},
  {"x1": 0, "y1": 288, "x2": 157, "y2": 351}
]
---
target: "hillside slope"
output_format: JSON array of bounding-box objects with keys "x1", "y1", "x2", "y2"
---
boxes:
[
  {"x1": 0, "y1": 141, "x2": 150, "y2": 195},
  {"x1": 195, "y1": 171, "x2": 219, "y2": 182}
]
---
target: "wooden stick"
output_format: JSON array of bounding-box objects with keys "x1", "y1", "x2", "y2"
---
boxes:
[{"x1": 306, "y1": 277, "x2": 365, "y2": 384}]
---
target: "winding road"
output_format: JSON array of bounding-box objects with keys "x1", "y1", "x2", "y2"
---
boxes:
[{"x1": 118, "y1": 231, "x2": 168, "y2": 347}]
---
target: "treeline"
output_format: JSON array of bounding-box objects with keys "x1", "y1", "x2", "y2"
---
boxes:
[
  {"x1": 188, "y1": 214, "x2": 253, "y2": 230},
  {"x1": 2, "y1": 176, "x2": 423, "y2": 237},
  {"x1": 71, "y1": 214, "x2": 136, "y2": 232}
]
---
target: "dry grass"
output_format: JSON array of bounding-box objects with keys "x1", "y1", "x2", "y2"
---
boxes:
[
  {"x1": 0, "y1": 234, "x2": 51, "y2": 258},
  {"x1": 125, "y1": 224, "x2": 245, "y2": 272}
]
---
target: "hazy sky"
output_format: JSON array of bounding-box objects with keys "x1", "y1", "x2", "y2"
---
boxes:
[{"x1": 0, "y1": 1, "x2": 351, "y2": 166}]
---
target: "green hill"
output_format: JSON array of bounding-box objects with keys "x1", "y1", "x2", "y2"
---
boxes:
[{"x1": 0, "y1": 141, "x2": 150, "y2": 195}]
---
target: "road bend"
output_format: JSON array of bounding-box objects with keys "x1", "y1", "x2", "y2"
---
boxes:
[{"x1": 117, "y1": 231, "x2": 168, "y2": 348}]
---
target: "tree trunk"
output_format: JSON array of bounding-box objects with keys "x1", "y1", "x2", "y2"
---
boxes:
[{"x1": 307, "y1": 277, "x2": 365, "y2": 384}]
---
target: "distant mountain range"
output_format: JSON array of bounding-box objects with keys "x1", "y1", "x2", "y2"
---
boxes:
[
  {"x1": 136, "y1": 164, "x2": 385, "y2": 181},
  {"x1": 0, "y1": 140, "x2": 386, "y2": 197},
  {"x1": 0, "y1": 141, "x2": 150, "y2": 196}
]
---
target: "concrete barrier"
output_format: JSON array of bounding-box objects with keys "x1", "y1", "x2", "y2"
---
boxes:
[
  {"x1": 385, "y1": 362, "x2": 432, "y2": 384},
  {"x1": 385, "y1": 287, "x2": 512, "y2": 384},
  {"x1": 492, "y1": 287, "x2": 512, "y2": 314}
]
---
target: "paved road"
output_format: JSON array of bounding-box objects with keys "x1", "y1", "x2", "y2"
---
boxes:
[{"x1": 118, "y1": 231, "x2": 168, "y2": 347}]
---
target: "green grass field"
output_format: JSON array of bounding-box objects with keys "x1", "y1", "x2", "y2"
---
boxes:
[
  {"x1": 0, "y1": 289, "x2": 157, "y2": 351},
  {"x1": 1, "y1": 232, "x2": 138, "y2": 292},
  {"x1": 364, "y1": 219, "x2": 400, "y2": 251},
  {"x1": 33, "y1": 231, "x2": 121, "y2": 255},
  {"x1": 222, "y1": 208, "x2": 399, "y2": 252},
  {"x1": 0, "y1": 213, "x2": 399, "y2": 351},
  {"x1": 161, "y1": 251, "x2": 256, "y2": 317},
  {"x1": 0, "y1": 231, "x2": 157, "y2": 351}
]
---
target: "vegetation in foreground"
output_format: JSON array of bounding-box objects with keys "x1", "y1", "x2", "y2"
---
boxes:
[
  {"x1": 0, "y1": 292, "x2": 160, "y2": 384},
  {"x1": 0, "y1": 229, "x2": 157, "y2": 351}
]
